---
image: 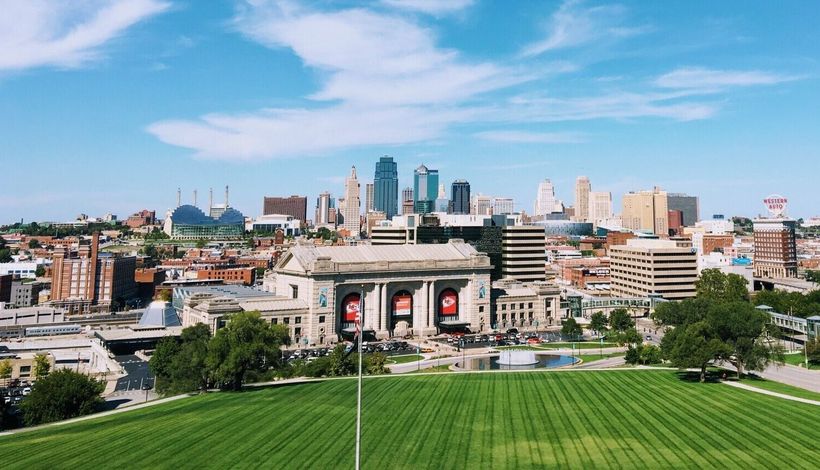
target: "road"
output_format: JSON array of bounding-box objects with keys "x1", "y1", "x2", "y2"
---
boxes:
[
  {"x1": 720, "y1": 361, "x2": 820, "y2": 393},
  {"x1": 113, "y1": 355, "x2": 154, "y2": 392}
]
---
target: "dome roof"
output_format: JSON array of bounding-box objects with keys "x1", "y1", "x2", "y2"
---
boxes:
[{"x1": 170, "y1": 204, "x2": 245, "y2": 226}]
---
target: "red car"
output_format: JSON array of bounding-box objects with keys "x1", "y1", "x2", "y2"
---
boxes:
[{"x1": 527, "y1": 337, "x2": 541, "y2": 345}]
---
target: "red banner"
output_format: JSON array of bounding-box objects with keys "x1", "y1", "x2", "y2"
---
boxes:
[
  {"x1": 392, "y1": 294, "x2": 412, "y2": 316},
  {"x1": 440, "y1": 290, "x2": 458, "y2": 316},
  {"x1": 343, "y1": 294, "x2": 360, "y2": 322}
]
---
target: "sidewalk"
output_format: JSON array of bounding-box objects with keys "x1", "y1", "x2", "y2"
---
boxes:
[{"x1": 722, "y1": 380, "x2": 820, "y2": 406}]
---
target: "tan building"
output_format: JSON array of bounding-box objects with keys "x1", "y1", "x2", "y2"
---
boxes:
[
  {"x1": 50, "y1": 233, "x2": 137, "y2": 313},
  {"x1": 491, "y1": 279, "x2": 562, "y2": 330},
  {"x1": 610, "y1": 238, "x2": 697, "y2": 300},
  {"x1": 622, "y1": 187, "x2": 669, "y2": 235},
  {"x1": 753, "y1": 219, "x2": 797, "y2": 278},
  {"x1": 574, "y1": 176, "x2": 591, "y2": 221}
]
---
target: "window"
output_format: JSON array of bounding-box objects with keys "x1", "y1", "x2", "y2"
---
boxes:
[
  {"x1": 295, "y1": 316, "x2": 301, "y2": 324},
  {"x1": 291, "y1": 284, "x2": 299, "y2": 298},
  {"x1": 479, "y1": 306, "x2": 484, "y2": 313},
  {"x1": 283, "y1": 317, "x2": 290, "y2": 325},
  {"x1": 319, "y1": 315, "x2": 325, "y2": 324},
  {"x1": 501, "y1": 304, "x2": 507, "y2": 311},
  {"x1": 519, "y1": 303, "x2": 524, "y2": 309},
  {"x1": 294, "y1": 327, "x2": 301, "y2": 336},
  {"x1": 271, "y1": 318, "x2": 278, "y2": 324},
  {"x1": 528, "y1": 302, "x2": 533, "y2": 309}
]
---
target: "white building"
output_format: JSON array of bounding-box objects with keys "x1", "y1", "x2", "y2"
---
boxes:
[
  {"x1": 493, "y1": 197, "x2": 515, "y2": 215},
  {"x1": 472, "y1": 194, "x2": 492, "y2": 216},
  {"x1": 534, "y1": 179, "x2": 562, "y2": 216},
  {"x1": 0, "y1": 261, "x2": 39, "y2": 278},
  {"x1": 341, "y1": 166, "x2": 361, "y2": 235},
  {"x1": 247, "y1": 214, "x2": 301, "y2": 237},
  {"x1": 588, "y1": 191, "x2": 613, "y2": 224}
]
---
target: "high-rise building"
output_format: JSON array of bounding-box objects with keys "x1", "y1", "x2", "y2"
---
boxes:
[
  {"x1": 401, "y1": 187, "x2": 414, "y2": 212},
  {"x1": 534, "y1": 179, "x2": 561, "y2": 216},
  {"x1": 342, "y1": 166, "x2": 361, "y2": 235},
  {"x1": 493, "y1": 197, "x2": 515, "y2": 215},
  {"x1": 315, "y1": 191, "x2": 333, "y2": 226},
  {"x1": 365, "y1": 183, "x2": 374, "y2": 213},
  {"x1": 588, "y1": 191, "x2": 613, "y2": 223},
  {"x1": 434, "y1": 184, "x2": 450, "y2": 212},
  {"x1": 574, "y1": 176, "x2": 591, "y2": 221},
  {"x1": 373, "y1": 156, "x2": 398, "y2": 219},
  {"x1": 472, "y1": 194, "x2": 492, "y2": 216},
  {"x1": 667, "y1": 193, "x2": 700, "y2": 227},
  {"x1": 753, "y1": 218, "x2": 797, "y2": 278},
  {"x1": 413, "y1": 164, "x2": 439, "y2": 214},
  {"x1": 609, "y1": 238, "x2": 697, "y2": 300},
  {"x1": 622, "y1": 187, "x2": 669, "y2": 235},
  {"x1": 501, "y1": 226, "x2": 547, "y2": 282},
  {"x1": 50, "y1": 233, "x2": 137, "y2": 313},
  {"x1": 451, "y1": 180, "x2": 471, "y2": 215},
  {"x1": 263, "y1": 195, "x2": 308, "y2": 222}
]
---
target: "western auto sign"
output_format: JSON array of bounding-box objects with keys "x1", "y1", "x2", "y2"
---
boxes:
[
  {"x1": 763, "y1": 195, "x2": 788, "y2": 217},
  {"x1": 440, "y1": 290, "x2": 458, "y2": 316}
]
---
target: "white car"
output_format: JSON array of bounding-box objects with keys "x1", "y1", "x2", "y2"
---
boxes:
[{"x1": 22, "y1": 387, "x2": 32, "y2": 396}]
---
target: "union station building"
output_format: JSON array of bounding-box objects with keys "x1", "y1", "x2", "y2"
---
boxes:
[{"x1": 266, "y1": 239, "x2": 493, "y2": 343}]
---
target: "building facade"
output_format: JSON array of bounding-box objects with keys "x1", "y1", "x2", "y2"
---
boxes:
[
  {"x1": 609, "y1": 238, "x2": 697, "y2": 300},
  {"x1": 365, "y1": 183, "x2": 374, "y2": 213},
  {"x1": 374, "y1": 156, "x2": 398, "y2": 219},
  {"x1": 667, "y1": 193, "x2": 700, "y2": 228},
  {"x1": 574, "y1": 176, "x2": 591, "y2": 221},
  {"x1": 622, "y1": 187, "x2": 669, "y2": 235},
  {"x1": 451, "y1": 180, "x2": 471, "y2": 215},
  {"x1": 501, "y1": 226, "x2": 547, "y2": 283},
  {"x1": 534, "y1": 179, "x2": 562, "y2": 216},
  {"x1": 263, "y1": 195, "x2": 308, "y2": 222},
  {"x1": 753, "y1": 218, "x2": 797, "y2": 278},
  {"x1": 588, "y1": 191, "x2": 613, "y2": 223},
  {"x1": 269, "y1": 240, "x2": 492, "y2": 343},
  {"x1": 413, "y1": 164, "x2": 439, "y2": 214},
  {"x1": 341, "y1": 166, "x2": 361, "y2": 235}
]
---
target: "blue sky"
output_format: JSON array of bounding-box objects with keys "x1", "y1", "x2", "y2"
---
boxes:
[{"x1": 1, "y1": 0, "x2": 818, "y2": 223}]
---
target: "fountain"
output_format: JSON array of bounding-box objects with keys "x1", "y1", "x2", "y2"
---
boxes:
[{"x1": 497, "y1": 350, "x2": 539, "y2": 366}]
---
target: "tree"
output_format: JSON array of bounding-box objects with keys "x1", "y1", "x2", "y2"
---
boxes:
[
  {"x1": 328, "y1": 344, "x2": 355, "y2": 377},
  {"x1": 195, "y1": 239, "x2": 208, "y2": 249},
  {"x1": 805, "y1": 270, "x2": 820, "y2": 284},
  {"x1": 149, "y1": 337, "x2": 181, "y2": 392},
  {"x1": 0, "y1": 359, "x2": 11, "y2": 386},
  {"x1": 206, "y1": 311, "x2": 288, "y2": 390},
  {"x1": 589, "y1": 311, "x2": 608, "y2": 337},
  {"x1": 640, "y1": 344, "x2": 662, "y2": 365},
  {"x1": 806, "y1": 338, "x2": 820, "y2": 365},
  {"x1": 561, "y1": 317, "x2": 582, "y2": 341},
  {"x1": 695, "y1": 269, "x2": 749, "y2": 303},
  {"x1": 608, "y1": 308, "x2": 634, "y2": 333},
  {"x1": 150, "y1": 324, "x2": 212, "y2": 395},
  {"x1": 662, "y1": 321, "x2": 729, "y2": 382},
  {"x1": 612, "y1": 328, "x2": 642, "y2": 347},
  {"x1": 366, "y1": 352, "x2": 390, "y2": 375},
  {"x1": 28, "y1": 239, "x2": 42, "y2": 249},
  {"x1": 35, "y1": 265, "x2": 46, "y2": 277},
  {"x1": 0, "y1": 248, "x2": 12, "y2": 263},
  {"x1": 20, "y1": 369, "x2": 104, "y2": 426},
  {"x1": 624, "y1": 345, "x2": 642, "y2": 365},
  {"x1": 33, "y1": 353, "x2": 50, "y2": 379}
]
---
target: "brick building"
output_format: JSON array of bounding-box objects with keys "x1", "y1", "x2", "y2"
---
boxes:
[{"x1": 263, "y1": 195, "x2": 307, "y2": 222}]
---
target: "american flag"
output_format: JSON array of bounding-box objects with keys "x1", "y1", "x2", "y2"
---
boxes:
[{"x1": 354, "y1": 312, "x2": 361, "y2": 339}]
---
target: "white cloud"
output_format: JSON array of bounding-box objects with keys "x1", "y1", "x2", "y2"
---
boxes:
[
  {"x1": 655, "y1": 67, "x2": 797, "y2": 91},
  {"x1": 380, "y1": 0, "x2": 474, "y2": 16},
  {"x1": 522, "y1": 0, "x2": 650, "y2": 57},
  {"x1": 475, "y1": 130, "x2": 584, "y2": 144},
  {"x1": 0, "y1": 0, "x2": 170, "y2": 71},
  {"x1": 149, "y1": 0, "x2": 524, "y2": 160}
]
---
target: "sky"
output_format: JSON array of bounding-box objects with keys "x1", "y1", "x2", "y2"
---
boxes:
[{"x1": 1, "y1": 0, "x2": 818, "y2": 223}]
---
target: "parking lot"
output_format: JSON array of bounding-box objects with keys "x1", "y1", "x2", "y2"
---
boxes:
[{"x1": 114, "y1": 355, "x2": 154, "y2": 392}]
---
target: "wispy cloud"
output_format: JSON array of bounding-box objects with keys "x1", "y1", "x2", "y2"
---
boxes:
[
  {"x1": 475, "y1": 130, "x2": 584, "y2": 144},
  {"x1": 148, "y1": 0, "x2": 526, "y2": 160},
  {"x1": 521, "y1": 0, "x2": 651, "y2": 57},
  {"x1": 380, "y1": 0, "x2": 474, "y2": 16},
  {"x1": 0, "y1": 0, "x2": 170, "y2": 71},
  {"x1": 654, "y1": 67, "x2": 798, "y2": 91}
]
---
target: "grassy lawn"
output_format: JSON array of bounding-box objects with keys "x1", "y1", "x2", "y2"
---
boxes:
[
  {"x1": 542, "y1": 342, "x2": 618, "y2": 350},
  {"x1": 388, "y1": 354, "x2": 424, "y2": 364},
  {"x1": 1, "y1": 371, "x2": 818, "y2": 468},
  {"x1": 576, "y1": 353, "x2": 625, "y2": 364},
  {"x1": 739, "y1": 376, "x2": 820, "y2": 402},
  {"x1": 782, "y1": 353, "x2": 818, "y2": 370}
]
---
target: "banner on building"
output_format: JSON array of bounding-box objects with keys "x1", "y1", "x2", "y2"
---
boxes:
[
  {"x1": 343, "y1": 294, "x2": 360, "y2": 322},
  {"x1": 392, "y1": 294, "x2": 412, "y2": 316},
  {"x1": 440, "y1": 290, "x2": 458, "y2": 316}
]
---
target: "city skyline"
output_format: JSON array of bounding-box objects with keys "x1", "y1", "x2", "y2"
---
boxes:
[{"x1": 2, "y1": 1, "x2": 819, "y2": 222}]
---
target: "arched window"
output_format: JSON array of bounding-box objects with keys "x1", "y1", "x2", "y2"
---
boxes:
[
  {"x1": 391, "y1": 291, "x2": 413, "y2": 317},
  {"x1": 341, "y1": 293, "x2": 360, "y2": 322},
  {"x1": 438, "y1": 289, "x2": 459, "y2": 316}
]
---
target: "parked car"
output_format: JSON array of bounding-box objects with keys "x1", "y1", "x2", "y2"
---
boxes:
[
  {"x1": 21, "y1": 387, "x2": 32, "y2": 396},
  {"x1": 527, "y1": 337, "x2": 541, "y2": 345}
]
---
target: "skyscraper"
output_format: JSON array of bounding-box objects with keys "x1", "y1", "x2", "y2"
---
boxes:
[
  {"x1": 451, "y1": 180, "x2": 471, "y2": 214},
  {"x1": 534, "y1": 179, "x2": 560, "y2": 216},
  {"x1": 574, "y1": 176, "x2": 591, "y2": 221},
  {"x1": 373, "y1": 156, "x2": 398, "y2": 219},
  {"x1": 263, "y1": 195, "x2": 308, "y2": 222},
  {"x1": 413, "y1": 164, "x2": 439, "y2": 214},
  {"x1": 365, "y1": 183, "x2": 374, "y2": 213},
  {"x1": 588, "y1": 191, "x2": 613, "y2": 222},
  {"x1": 315, "y1": 191, "x2": 332, "y2": 226},
  {"x1": 342, "y1": 166, "x2": 361, "y2": 235},
  {"x1": 622, "y1": 187, "x2": 669, "y2": 235},
  {"x1": 472, "y1": 194, "x2": 492, "y2": 216},
  {"x1": 401, "y1": 187, "x2": 414, "y2": 214},
  {"x1": 493, "y1": 197, "x2": 515, "y2": 215},
  {"x1": 435, "y1": 184, "x2": 449, "y2": 212},
  {"x1": 667, "y1": 193, "x2": 700, "y2": 227}
]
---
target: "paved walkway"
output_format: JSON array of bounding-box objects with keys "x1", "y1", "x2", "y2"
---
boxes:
[
  {"x1": 722, "y1": 380, "x2": 820, "y2": 406},
  {"x1": 718, "y1": 361, "x2": 820, "y2": 393}
]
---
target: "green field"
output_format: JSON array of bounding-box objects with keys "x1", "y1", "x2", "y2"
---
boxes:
[
  {"x1": 500, "y1": 342, "x2": 617, "y2": 351},
  {"x1": 740, "y1": 377, "x2": 820, "y2": 402},
  {"x1": 388, "y1": 354, "x2": 424, "y2": 364},
  {"x1": 1, "y1": 371, "x2": 818, "y2": 469},
  {"x1": 783, "y1": 353, "x2": 818, "y2": 370}
]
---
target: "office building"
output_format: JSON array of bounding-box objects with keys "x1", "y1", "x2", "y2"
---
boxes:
[
  {"x1": 50, "y1": 233, "x2": 137, "y2": 313},
  {"x1": 609, "y1": 238, "x2": 697, "y2": 300},
  {"x1": 9, "y1": 281, "x2": 43, "y2": 308},
  {"x1": 374, "y1": 156, "x2": 398, "y2": 219},
  {"x1": 315, "y1": 191, "x2": 333, "y2": 226},
  {"x1": 574, "y1": 176, "x2": 591, "y2": 221},
  {"x1": 247, "y1": 214, "x2": 301, "y2": 237},
  {"x1": 365, "y1": 183, "x2": 374, "y2": 213},
  {"x1": 753, "y1": 218, "x2": 797, "y2": 278},
  {"x1": 472, "y1": 195, "x2": 492, "y2": 216},
  {"x1": 401, "y1": 200, "x2": 415, "y2": 216},
  {"x1": 435, "y1": 184, "x2": 450, "y2": 212},
  {"x1": 125, "y1": 210, "x2": 157, "y2": 229},
  {"x1": 263, "y1": 195, "x2": 308, "y2": 222},
  {"x1": 493, "y1": 197, "x2": 515, "y2": 215},
  {"x1": 534, "y1": 179, "x2": 562, "y2": 216},
  {"x1": 667, "y1": 193, "x2": 700, "y2": 227},
  {"x1": 501, "y1": 226, "x2": 547, "y2": 282},
  {"x1": 668, "y1": 210, "x2": 684, "y2": 236},
  {"x1": 622, "y1": 187, "x2": 669, "y2": 235},
  {"x1": 413, "y1": 164, "x2": 439, "y2": 214},
  {"x1": 588, "y1": 191, "x2": 612, "y2": 223},
  {"x1": 341, "y1": 166, "x2": 361, "y2": 235},
  {"x1": 451, "y1": 180, "x2": 471, "y2": 215}
]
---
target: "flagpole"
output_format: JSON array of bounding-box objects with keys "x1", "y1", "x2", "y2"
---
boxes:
[{"x1": 355, "y1": 287, "x2": 364, "y2": 470}]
